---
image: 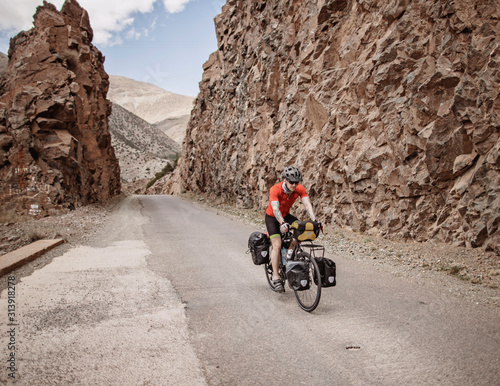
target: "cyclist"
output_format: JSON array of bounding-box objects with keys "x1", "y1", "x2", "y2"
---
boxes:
[{"x1": 265, "y1": 166, "x2": 318, "y2": 293}]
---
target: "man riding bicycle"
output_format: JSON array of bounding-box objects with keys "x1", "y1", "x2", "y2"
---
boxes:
[{"x1": 265, "y1": 166, "x2": 318, "y2": 293}]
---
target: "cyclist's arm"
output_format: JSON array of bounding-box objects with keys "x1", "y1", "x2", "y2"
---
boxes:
[
  {"x1": 271, "y1": 201, "x2": 285, "y2": 224},
  {"x1": 301, "y1": 196, "x2": 316, "y2": 222}
]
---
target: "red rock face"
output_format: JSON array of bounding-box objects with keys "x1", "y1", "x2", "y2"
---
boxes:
[
  {"x1": 0, "y1": 0, "x2": 120, "y2": 215},
  {"x1": 175, "y1": 0, "x2": 499, "y2": 252}
]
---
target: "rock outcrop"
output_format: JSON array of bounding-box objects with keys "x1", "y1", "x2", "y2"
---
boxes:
[
  {"x1": 0, "y1": 0, "x2": 120, "y2": 216},
  {"x1": 0, "y1": 52, "x2": 7, "y2": 74},
  {"x1": 173, "y1": 0, "x2": 500, "y2": 252}
]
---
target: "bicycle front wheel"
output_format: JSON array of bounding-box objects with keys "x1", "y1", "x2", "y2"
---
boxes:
[{"x1": 293, "y1": 251, "x2": 321, "y2": 312}]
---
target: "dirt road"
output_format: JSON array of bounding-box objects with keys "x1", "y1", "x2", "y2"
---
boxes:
[{"x1": 1, "y1": 195, "x2": 499, "y2": 385}]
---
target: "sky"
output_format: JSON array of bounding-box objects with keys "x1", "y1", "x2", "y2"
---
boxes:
[{"x1": 0, "y1": 0, "x2": 225, "y2": 96}]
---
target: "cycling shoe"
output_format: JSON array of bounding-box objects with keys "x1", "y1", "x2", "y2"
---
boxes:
[{"x1": 272, "y1": 279, "x2": 285, "y2": 293}]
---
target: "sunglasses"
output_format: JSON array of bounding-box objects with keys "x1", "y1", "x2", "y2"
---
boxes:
[{"x1": 287, "y1": 180, "x2": 299, "y2": 185}]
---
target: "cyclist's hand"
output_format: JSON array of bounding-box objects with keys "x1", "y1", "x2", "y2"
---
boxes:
[{"x1": 280, "y1": 223, "x2": 290, "y2": 233}]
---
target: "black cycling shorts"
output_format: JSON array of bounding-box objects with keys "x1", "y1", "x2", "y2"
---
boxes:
[{"x1": 265, "y1": 213, "x2": 299, "y2": 239}]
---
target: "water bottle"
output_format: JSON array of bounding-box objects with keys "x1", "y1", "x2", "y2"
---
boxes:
[{"x1": 281, "y1": 248, "x2": 287, "y2": 266}]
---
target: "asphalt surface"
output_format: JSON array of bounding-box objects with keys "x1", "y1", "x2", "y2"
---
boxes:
[
  {"x1": 1, "y1": 195, "x2": 499, "y2": 385},
  {"x1": 142, "y1": 196, "x2": 500, "y2": 385}
]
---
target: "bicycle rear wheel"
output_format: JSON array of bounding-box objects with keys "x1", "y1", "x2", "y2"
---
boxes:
[
  {"x1": 293, "y1": 251, "x2": 321, "y2": 312},
  {"x1": 264, "y1": 261, "x2": 274, "y2": 287}
]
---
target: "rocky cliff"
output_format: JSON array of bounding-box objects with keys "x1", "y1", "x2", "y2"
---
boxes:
[
  {"x1": 0, "y1": 0, "x2": 120, "y2": 216},
  {"x1": 0, "y1": 52, "x2": 7, "y2": 74},
  {"x1": 173, "y1": 0, "x2": 500, "y2": 253}
]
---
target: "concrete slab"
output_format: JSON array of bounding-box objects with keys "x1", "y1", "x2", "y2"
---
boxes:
[{"x1": 0, "y1": 239, "x2": 64, "y2": 276}]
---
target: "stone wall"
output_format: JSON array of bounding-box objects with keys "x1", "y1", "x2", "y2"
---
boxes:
[
  {"x1": 0, "y1": 0, "x2": 120, "y2": 216},
  {"x1": 172, "y1": 0, "x2": 499, "y2": 252}
]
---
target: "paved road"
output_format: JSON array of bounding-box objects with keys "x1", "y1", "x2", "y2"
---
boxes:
[
  {"x1": 1, "y1": 195, "x2": 499, "y2": 385},
  {"x1": 142, "y1": 195, "x2": 499, "y2": 385}
]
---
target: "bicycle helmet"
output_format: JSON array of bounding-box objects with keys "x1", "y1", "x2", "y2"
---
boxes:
[{"x1": 282, "y1": 166, "x2": 302, "y2": 183}]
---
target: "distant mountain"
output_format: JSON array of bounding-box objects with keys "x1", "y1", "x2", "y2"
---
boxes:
[
  {"x1": 109, "y1": 103, "x2": 181, "y2": 184},
  {"x1": 0, "y1": 52, "x2": 8, "y2": 74},
  {"x1": 110, "y1": 103, "x2": 180, "y2": 158},
  {"x1": 107, "y1": 75, "x2": 194, "y2": 144},
  {"x1": 154, "y1": 114, "x2": 191, "y2": 145}
]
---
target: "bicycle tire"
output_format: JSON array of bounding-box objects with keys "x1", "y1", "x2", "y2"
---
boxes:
[
  {"x1": 293, "y1": 251, "x2": 321, "y2": 312},
  {"x1": 264, "y1": 261, "x2": 275, "y2": 289}
]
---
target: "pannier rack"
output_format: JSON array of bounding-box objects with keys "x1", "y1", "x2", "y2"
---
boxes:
[{"x1": 300, "y1": 241, "x2": 325, "y2": 260}]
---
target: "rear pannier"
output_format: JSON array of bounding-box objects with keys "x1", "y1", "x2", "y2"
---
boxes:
[
  {"x1": 248, "y1": 232, "x2": 270, "y2": 265},
  {"x1": 286, "y1": 261, "x2": 310, "y2": 291},
  {"x1": 314, "y1": 257, "x2": 336, "y2": 287}
]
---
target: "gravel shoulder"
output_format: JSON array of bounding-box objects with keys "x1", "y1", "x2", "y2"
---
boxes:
[
  {"x1": 1, "y1": 192, "x2": 499, "y2": 307},
  {"x1": 0, "y1": 195, "x2": 125, "y2": 291}
]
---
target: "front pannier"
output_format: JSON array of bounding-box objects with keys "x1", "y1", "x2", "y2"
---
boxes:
[
  {"x1": 286, "y1": 261, "x2": 310, "y2": 291},
  {"x1": 248, "y1": 232, "x2": 270, "y2": 265},
  {"x1": 291, "y1": 221, "x2": 321, "y2": 242},
  {"x1": 314, "y1": 257, "x2": 336, "y2": 287}
]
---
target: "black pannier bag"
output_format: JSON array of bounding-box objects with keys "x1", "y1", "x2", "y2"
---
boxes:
[
  {"x1": 248, "y1": 232, "x2": 270, "y2": 265},
  {"x1": 286, "y1": 261, "x2": 310, "y2": 291},
  {"x1": 314, "y1": 257, "x2": 336, "y2": 287}
]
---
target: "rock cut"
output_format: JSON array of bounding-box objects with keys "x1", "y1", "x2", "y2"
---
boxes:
[
  {"x1": 172, "y1": 0, "x2": 500, "y2": 253},
  {"x1": 0, "y1": 0, "x2": 120, "y2": 216}
]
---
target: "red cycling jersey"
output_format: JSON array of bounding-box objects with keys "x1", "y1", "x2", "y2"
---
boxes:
[{"x1": 265, "y1": 182, "x2": 308, "y2": 217}]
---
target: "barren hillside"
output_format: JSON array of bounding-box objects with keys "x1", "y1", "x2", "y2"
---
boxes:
[
  {"x1": 108, "y1": 103, "x2": 181, "y2": 184},
  {"x1": 154, "y1": 115, "x2": 191, "y2": 145},
  {"x1": 107, "y1": 75, "x2": 194, "y2": 144}
]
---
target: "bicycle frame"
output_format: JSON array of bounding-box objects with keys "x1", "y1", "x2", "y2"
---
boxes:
[
  {"x1": 263, "y1": 222, "x2": 324, "y2": 312},
  {"x1": 280, "y1": 233, "x2": 324, "y2": 261}
]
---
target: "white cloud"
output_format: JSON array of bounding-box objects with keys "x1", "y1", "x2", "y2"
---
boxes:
[
  {"x1": 0, "y1": 0, "x2": 193, "y2": 46},
  {"x1": 162, "y1": 0, "x2": 191, "y2": 13},
  {"x1": 0, "y1": 0, "x2": 49, "y2": 32},
  {"x1": 126, "y1": 28, "x2": 141, "y2": 41},
  {"x1": 73, "y1": 0, "x2": 157, "y2": 45}
]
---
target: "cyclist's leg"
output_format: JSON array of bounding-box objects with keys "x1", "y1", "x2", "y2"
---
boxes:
[
  {"x1": 270, "y1": 236, "x2": 282, "y2": 280},
  {"x1": 265, "y1": 214, "x2": 282, "y2": 280},
  {"x1": 284, "y1": 214, "x2": 299, "y2": 255}
]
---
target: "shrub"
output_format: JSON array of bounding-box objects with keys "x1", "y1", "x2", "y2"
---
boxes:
[{"x1": 145, "y1": 153, "x2": 180, "y2": 190}]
